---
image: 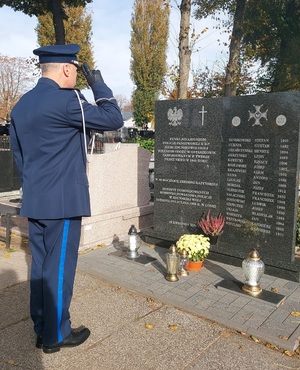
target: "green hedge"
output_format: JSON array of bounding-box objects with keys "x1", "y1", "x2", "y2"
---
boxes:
[{"x1": 125, "y1": 137, "x2": 155, "y2": 153}]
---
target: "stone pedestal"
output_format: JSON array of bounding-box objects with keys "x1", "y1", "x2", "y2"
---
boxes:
[{"x1": 80, "y1": 144, "x2": 153, "y2": 249}]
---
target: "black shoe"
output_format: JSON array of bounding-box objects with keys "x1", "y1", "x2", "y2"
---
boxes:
[
  {"x1": 43, "y1": 327, "x2": 91, "y2": 354},
  {"x1": 36, "y1": 335, "x2": 43, "y2": 349}
]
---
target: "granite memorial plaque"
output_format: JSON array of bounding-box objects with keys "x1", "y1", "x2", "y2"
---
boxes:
[
  {"x1": 153, "y1": 98, "x2": 223, "y2": 240},
  {"x1": 219, "y1": 93, "x2": 300, "y2": 269},
  {"x1": 147, "y1": 91, "x2": 300, "y2": 281}
]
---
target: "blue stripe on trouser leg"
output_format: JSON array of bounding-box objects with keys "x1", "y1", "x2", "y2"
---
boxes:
[
  {"x1": 29, "y1": 217, "x2": 82, "y2": 346},
  {"x1": 57, "y1": 219, "x2": 70, "y2": 343}
]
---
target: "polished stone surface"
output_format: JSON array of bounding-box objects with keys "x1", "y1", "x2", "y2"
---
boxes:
[
  {"x1": 216, "y1": 279, "x2": 286, "y2": 307},
  {"x1": 151, "y1": 92, "x2": 300, "y2": 280},
  {"x1": 109, "y1": 249, "x2": 157, "y2": 265}
]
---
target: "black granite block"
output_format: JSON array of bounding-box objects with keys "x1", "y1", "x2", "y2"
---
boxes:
[
  {"x1": 109, "y1": 250, "x2": 157, "y2": 266},
  {"x1": 154, "y1": 99, "x2": 223, "y2": 238},
  {"x1": 219, "y1": 93, "x2": 300, "y2": 266},
  {"x1": 216, "y1": 279, "x2": 286, "y2": 307},
  {"x1": 150, "y1": 92, "x2": 300, "y2": 281}
]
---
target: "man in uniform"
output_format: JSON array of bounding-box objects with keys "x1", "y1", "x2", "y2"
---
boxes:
[{"x1": 10, "y1": 44, "x2": 123, "y2": 354}]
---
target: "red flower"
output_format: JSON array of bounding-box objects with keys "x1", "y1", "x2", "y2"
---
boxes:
[{"x1": 198, "y1": 210, "x2": 225, "y2": 236}]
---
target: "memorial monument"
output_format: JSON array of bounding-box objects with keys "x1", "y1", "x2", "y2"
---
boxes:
[{"x1": 145, "y1": 91, "x2": 300, "y2": 281}]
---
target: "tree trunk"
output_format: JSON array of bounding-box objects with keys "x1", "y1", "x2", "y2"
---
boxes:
[
  {"x1": 178, "y1": 0, "x2": 191, "y2": 100},
  {"x1": 271, "y1": 0, "x2": 300, "y2": 92},
  {"x1": 51, "y1": 0, "x2": 66, "y2": 44},
  {"x1": 224, "y1": 0, "x2": 247, "y2": 97}
]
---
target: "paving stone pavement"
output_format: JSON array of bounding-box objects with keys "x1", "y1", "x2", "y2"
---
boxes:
[
  {"x1": 1, "y1": 246, "x2": 300, "y2": 369},
  {"x1": 78, "y1": 241, "x2": 300, "y2": 353}
]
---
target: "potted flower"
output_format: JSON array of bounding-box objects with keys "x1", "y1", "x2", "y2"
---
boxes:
[
  {"x1": 198, "y1": 210, "x2": 225, "y2": 245},
  {"x1": 176, "y1": 234, "x2": 210, "y2": 271}
]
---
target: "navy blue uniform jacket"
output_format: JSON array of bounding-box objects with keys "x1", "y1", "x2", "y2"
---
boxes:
[{"x1": 10, "y1": 77, "x2": 123, "y2": 219}]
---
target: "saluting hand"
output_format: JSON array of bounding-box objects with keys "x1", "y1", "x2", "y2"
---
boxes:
[{"x1": 81, "y1": 62, "x2": 104, "y2": 86}]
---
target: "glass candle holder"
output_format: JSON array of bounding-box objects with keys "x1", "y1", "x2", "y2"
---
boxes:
[
  {"x1": 178, "y1": 249, "x2": 189, "y2": 276},
  {"x1": 126, "y1": 225, "x2": 140, "y2": 259},
  {"x1": 166, "y1": 245, "x2": 179, "y2": 282},
  {"x1": 242, "y1": 249, "x2": 265, "y2": 296}
]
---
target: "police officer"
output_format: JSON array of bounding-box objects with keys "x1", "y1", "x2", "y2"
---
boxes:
[{"x1": 10, "y1": 44, "x2": 123, "y2": 354}]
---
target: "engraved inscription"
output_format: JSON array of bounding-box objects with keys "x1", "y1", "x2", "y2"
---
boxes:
[{"x1": 157, "y1": 137, "x2": 216, "y2": 164}]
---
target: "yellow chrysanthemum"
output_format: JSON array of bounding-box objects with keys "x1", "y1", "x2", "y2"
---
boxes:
[{"x1": 176, "y1": 234, "x2": 210, "y2": 262}]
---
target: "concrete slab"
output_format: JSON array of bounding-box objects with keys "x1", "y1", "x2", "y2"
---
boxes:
[
  {"x1": 0, "y1": 281, "x2": 30, "y2": 330},
  {"x1": 187, "y1": 331, "x2": 300, "y2": 370},
  {"x1": 54, "y1": 306, "x2": 226, "y2": 370},
  {"x1": 78, "y1": 244, "x2": 300, "y2": 351},
  {"x1": 0, "y1": 255, "x2": 299, "y2": 370},
  {"x1": 0, "y1": 251, "x2": 30, "y2": 290}
]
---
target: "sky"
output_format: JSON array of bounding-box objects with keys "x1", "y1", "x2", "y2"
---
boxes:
[{"x1": 0, "y1": 0, "x2": 229, "y2": 101}]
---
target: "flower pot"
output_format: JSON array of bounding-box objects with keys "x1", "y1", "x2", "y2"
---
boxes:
[{"x1": 187, "y1": 260, "x2": 204, "y2": 271}]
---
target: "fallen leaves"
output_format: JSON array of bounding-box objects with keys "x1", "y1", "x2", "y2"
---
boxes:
[
  {"x1": 4, "y1": 253, "x2": 10, "y2": 258},
  {"x1": 145, "y1": 323, "x2": 154, "y2": 329},
  {"x1": 92, "y1": 243, "x2": 106, "y2": 250},
  {"x1": 144, "y1": 323, "x2": 179, "y2": 331},
  {"x1": 265, "y1": 343, "x2": 279, "y2": 350},
  {"x1": 78, "y1": 250, "x2": 87, "y2": 255},
  {"x1": 279, "y1": 335, "x2": 289, "y2": 341},
  {"x1": 290, "y1": 311, "x2": 300, "y2": 317},
  {"x1": 78, "y1": 244, "x2": 107, "y2": 255},
  {"x1": 271, "y1": 287, "x2": 279, "y2": 293},
  {"x1": 251, "y1": 336, "x2": 260, "y2": 343}
]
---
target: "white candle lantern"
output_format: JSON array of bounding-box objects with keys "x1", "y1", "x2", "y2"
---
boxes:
[
  {"x1": 126, "y1": 225, "x2": 141, "y2": 259},
  {"x1": 242, "y1": 249, "x2": 265, "y2": 296}
]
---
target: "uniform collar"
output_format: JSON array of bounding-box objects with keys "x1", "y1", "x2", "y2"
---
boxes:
[{"x1": 38, "y1": 77, "x2": 60, "y2": 89}]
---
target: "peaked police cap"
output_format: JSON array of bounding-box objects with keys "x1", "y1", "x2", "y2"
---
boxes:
[{"x1": 33, "y1": 44, "x2": 80, "y2": 64}]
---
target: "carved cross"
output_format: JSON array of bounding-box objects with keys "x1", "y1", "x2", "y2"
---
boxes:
[{"x1": 199, "y1": 105, "x2": 207, "y2": 126}]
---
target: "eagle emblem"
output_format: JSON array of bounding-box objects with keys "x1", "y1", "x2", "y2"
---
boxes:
[{"x1": 167, "y1": 107, "x2": 183, "y2": 126}]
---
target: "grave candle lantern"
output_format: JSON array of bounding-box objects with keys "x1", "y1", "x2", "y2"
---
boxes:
[
  {"x1": 165, "y1": 245, "x2": 179, "y2": 282},
  {"x1": 126, "y1": 224, "x2": 140, "y2": 259},
  {"x1": 242, "y1": 249, "x2": 265, "y2": 296},
  {"x1": 178, "y1": 249, "x2": 189, "y2": 276}
]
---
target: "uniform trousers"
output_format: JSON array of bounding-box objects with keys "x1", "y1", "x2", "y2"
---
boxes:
[{"x1": 28, "y1": 217, "x2": 82, "y2": 346}]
